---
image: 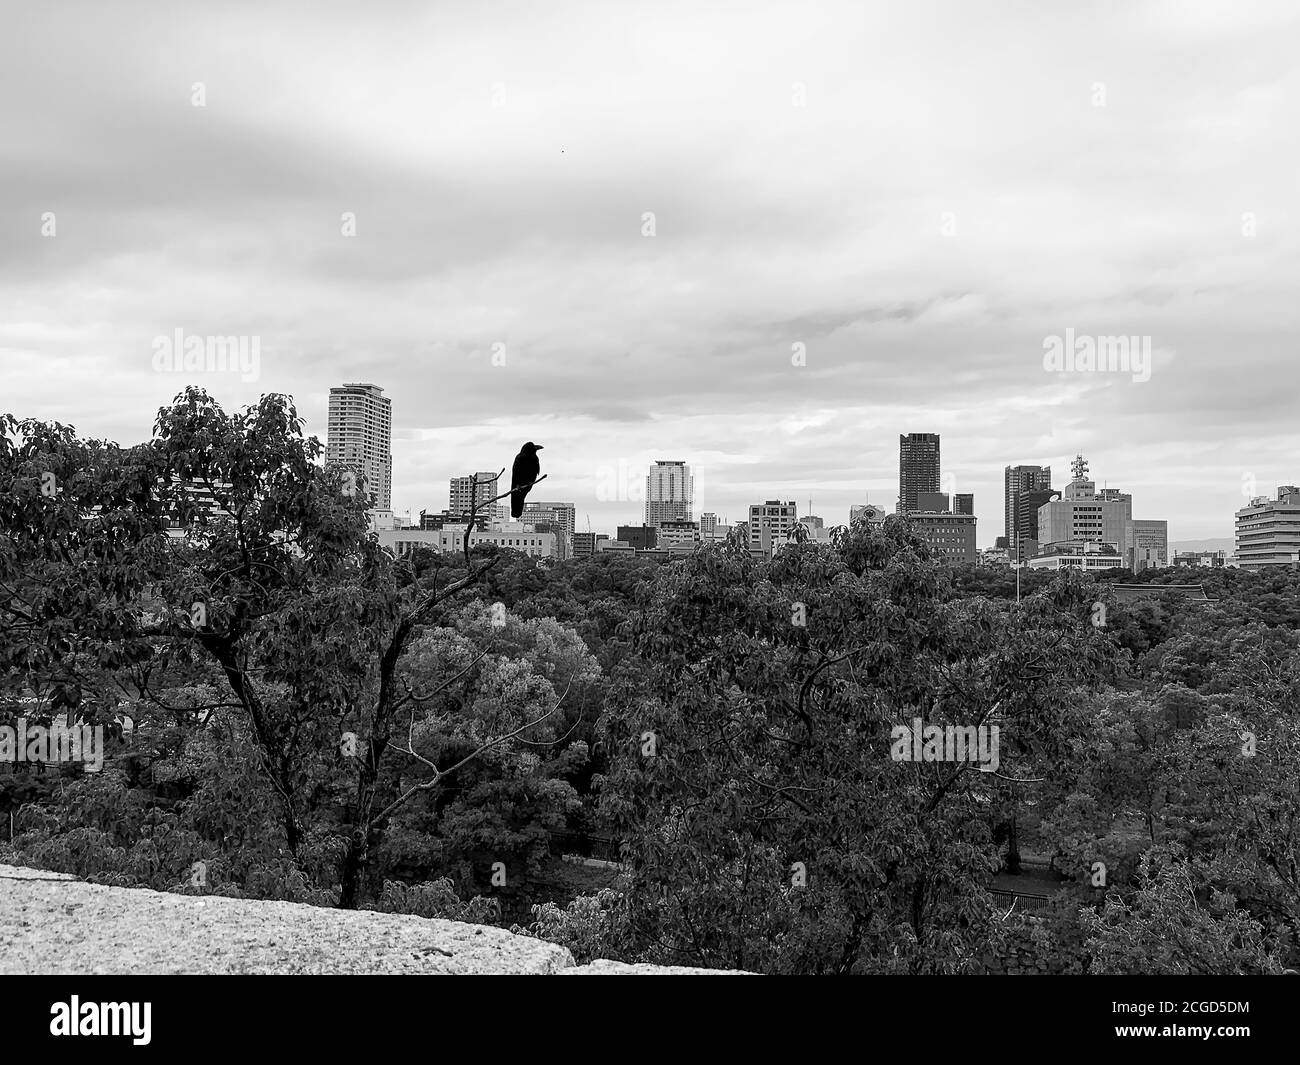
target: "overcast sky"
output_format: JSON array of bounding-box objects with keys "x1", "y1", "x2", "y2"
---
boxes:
[{"x1": 3, "y1": 0, "x2": 1297, "y2": 543}]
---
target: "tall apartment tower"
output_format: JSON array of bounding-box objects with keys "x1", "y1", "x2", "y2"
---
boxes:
[
  {"x1": 645, "y1": 460, "x2": 694, "y2": 526},
  {"x1": 898, "y1": 434, "x2": 941, "y2": 514},
  {"x1": 449, "y1": 472, "x2": 504, "y2": 522},
  {"x1": 327, "y1": 383, "x2": 392, "y2": 511},
  {"x1": 1004, "y1": 464, "x2": 1052, "y2": 559}
]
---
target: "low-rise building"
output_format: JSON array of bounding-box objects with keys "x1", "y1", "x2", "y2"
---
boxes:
[
  {"x1": 908, "y1": 512, "x2": 978, "y2": 564},
  {"x1": 1172, "y1": 549, "x2": 1229, "y2": 568},
  {"x1": 572, "y1": 532, "x2": 608, "y2": 557},
  {"x1": 616, "y1": 524, "x2": 658, "y2": 551},
  {"x1": 657, "y1": 520, "x2": 701, "y2": 548},
  {"x1": 1026, "y1": 539, "x2": 1126, "y2": 571},
  {"x1": 375, "y1": 523, "x2": 558, "y2": 560}
]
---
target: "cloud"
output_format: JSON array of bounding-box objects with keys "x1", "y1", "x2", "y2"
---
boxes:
[{"x1": 2, "y1": 0, "x2": 1297, "y2": 540}]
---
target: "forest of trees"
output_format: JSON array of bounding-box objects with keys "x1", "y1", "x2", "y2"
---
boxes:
[{"x1": 2, "y1": 389, "x2": 1298, "y2": 974}]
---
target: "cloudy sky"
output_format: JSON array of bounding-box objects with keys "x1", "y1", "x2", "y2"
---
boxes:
[{"x1": 3, "y1": 0, "x2": 1297, "y2": 542}]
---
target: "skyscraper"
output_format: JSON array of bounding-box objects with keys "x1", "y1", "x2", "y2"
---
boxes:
[
  {"x1": 645, "y1": 460, "x2": 694, "y2": 525},
  {"x1": 1004, "y1": 464, "x2": 1052, "y2": 559},
  {"x1": 327, "y1": 383, "x2": 392, "y2": 511},
  {"x1": 898, "y1": 433, "x2": 940, "y2": 514},
  {"x1": 1014, "y1": 487, "x2": 1060, "y2": 560}
]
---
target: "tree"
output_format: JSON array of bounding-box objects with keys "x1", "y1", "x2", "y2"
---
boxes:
[
  {"x1": 2, "y1": 389, "x2": 564, "y2": 908},
  {"x1": 599, "y1": 518, "x2": 1117, "y2": 973}
]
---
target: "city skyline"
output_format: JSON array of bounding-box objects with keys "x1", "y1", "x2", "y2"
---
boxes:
[{"x1": 4, "y1": 1, "x2": 1298, "y2": 543}]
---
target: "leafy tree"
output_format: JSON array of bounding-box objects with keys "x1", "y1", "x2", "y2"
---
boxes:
[{"x1": 599, "y1": 518, "x2": 1117, "y2": 973}]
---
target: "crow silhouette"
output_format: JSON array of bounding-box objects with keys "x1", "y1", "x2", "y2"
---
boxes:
[{"x1": 510, "y1": 442, "x2": 544, "y2": 519}]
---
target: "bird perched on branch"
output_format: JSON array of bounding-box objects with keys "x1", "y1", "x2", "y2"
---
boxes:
[{"x1": 510, "y1": 441, "x2": 544, "y2": 519}]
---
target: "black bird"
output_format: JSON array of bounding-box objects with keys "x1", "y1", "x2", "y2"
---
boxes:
[{"x1": 510, "y1": 442, "x2": 544, "y2": 519}]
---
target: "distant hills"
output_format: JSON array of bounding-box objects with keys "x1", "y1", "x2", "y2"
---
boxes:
[{"x1": 1170, "y1": 537, "x2": 1235, "y2": 554}]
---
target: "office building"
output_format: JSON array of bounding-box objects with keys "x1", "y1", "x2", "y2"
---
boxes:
[
  {"x1": 522, "y1": 501, "x2": 576, "y2": 558},
  {"x1": 657, "y1": 520, "x2": 701, "y2": 548},
  {"x1": 327, "y1": 383, "x2": 392, "y2": 511},
  {"x1": 645, "y1": 461, "x2": 694, "y2": 525},
  {"x1": 908, "y1": 512, "x2": 977, "y2": 564},
  {"x1": 1036, "y1": 455, "x2": 1132, "y2": 563},
  {"x1": 419, "y1": 508, "x2": 492, "y2": 531},
  {"x1": 1004, "y1": 464, "x2": 1052, "y2": 560},
  {"x1": 375, "y1": 523, "x2": 558, "y2": 561},
  {"x1": 1235, "y1": 485, "x2": 1300, "y2": 570},
  {"x1": 1173, "y1": 550, "x2": 1229, "y2": 568},
  {"x1": 899, "y1": 434, "x2": 941, "y2": 514},
  {"x1": 449, "y1": 472, "x2": 505, "y2": 524},
  {"x1": 749, "y1": 501, "x2": 798, "y2": 555},
  {"x1": 954, "y1": 493, "x2": 974, "y2": 516},
  {"x1": 573, "y1": 532, "x2": 609, "y2": 557},
  {"x1": 1014, "y1": 488, "x2": 1060, "y2": 562},
  {"x1": 1132, "y1": 519, "x2": 1169, "y2": 572},
  {"x1": 617, "y1": 525, "x2": 658, "y2": 551},
  {"x1": 524, "y1": 501, "x2": 576, "y2": 538},
  {"x1": 916, "y1": 491, "x2": 950, "y2": 514},
  {"x1": 1027, "y1": 540, "x2": 1127, "y2": 572}
]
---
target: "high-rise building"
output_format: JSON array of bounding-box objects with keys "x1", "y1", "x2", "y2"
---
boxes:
[
  {"x1": 749, "y1": 500, "x2": 798, "y2": 555},
  {"x1": 327, "y1": 383, "x2": 392, "y2": 511},
  {"x1": 1015, "y1": 487, "x2": 1060, "y2": 561},
  {"x1": 1004, "y1": 464, "x2": 1052, "y2": 559},
  {"x1": 449, "y1": 472, "x2": 504, "y2": 523},
  {"x1": 899, "y1": 434, "x2": 941, "y2": 514},
  {"x1": 954, "y1": 493, "x2": 974, "y2": 516},
  {"x1": 916, "y1": 491, "x2": 950, "y2": 514},
  {"x1": 645, "y1": 460, "x2": 694, "y2": 526},
  {"x1": 699, "y1": 512, "x2": 719, "y2": 539},
  {"x1": 1235, "y1": 485, "x2": 1300, "y2": 570}
]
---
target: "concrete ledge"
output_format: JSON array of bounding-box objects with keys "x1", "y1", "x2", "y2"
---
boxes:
[{"x1": 0, "y1": 865, "x2": 753, "y2": 975}]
